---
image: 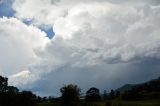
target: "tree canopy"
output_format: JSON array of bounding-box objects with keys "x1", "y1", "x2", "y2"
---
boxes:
[
  {"x1": 85, "y1": 87, "x2": 101, "y2": 102},
  {"x1": 60, "y1": 84, "x2": 81, "y2": 106},
  {"x1": 0, "y1": 75, "x2": 8, "y2": 92}
]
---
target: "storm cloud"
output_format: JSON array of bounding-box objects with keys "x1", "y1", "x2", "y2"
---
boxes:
[{"x1": 0, "y1": 0, "x2": 160, "y2": 96}]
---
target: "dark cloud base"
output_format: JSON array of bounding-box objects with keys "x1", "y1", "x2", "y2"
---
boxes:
[{"x1": 30, "y1": 60, "x2": 160, "y2": 96}]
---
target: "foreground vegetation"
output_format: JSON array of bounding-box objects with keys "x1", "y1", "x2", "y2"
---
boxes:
[
  {"x1": 37, "y1": 103, "x2": 60, "y2": 106},
  {"x1": 1, "y1": 75, "x2": 160, "y2": 106},
  {"x1": 37, "y1": 100, "x2": 160, "y2": 106},
  {"x1": 109, "y1": 99, "x2": 160, "y2": 106}
]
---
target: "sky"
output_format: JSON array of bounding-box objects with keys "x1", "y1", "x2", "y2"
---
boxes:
[{"x1": 0, "y1": 0, "x2": 160, "y2": 96}]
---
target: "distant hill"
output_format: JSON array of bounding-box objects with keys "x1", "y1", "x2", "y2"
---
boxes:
[
  {"x1": 116, "y1": 77, "x2": 160, "y2": 94},
  {"x1": 116, "y1": 77, "x2": 160, "y2": 100},
  {"x1": 116, "y1": 84, "x2": 136, "y2": 93}
]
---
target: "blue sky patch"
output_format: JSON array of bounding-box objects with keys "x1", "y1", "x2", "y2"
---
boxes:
[
  {"x1": 0, "y1": 0, "x2": 54, "y2": 39},
  {"x1": 22, "y1": 19, "x2": 33, "y2": 25},
  {"x1": 39, "y1": 25, "x2": 55, "y2": 39},
  {"x1": 22, "y1": 19, "x2": 55, "y2": 39},
  {"x1": 0, "y1": 0, "x2": 15, "y2": 17}
]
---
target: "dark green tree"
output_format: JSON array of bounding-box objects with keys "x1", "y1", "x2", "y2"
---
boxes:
[
  {"x1": 7, "y1": 86, "x2": 19, "y2": 94},
  {"x1": 60, "y1": 84, "x2": 81, "y2": 106},
  {"x1": 18, "y1": 91, "x2": 36, "y2": 106},
  {"x1": 103, "y1": 90, "x2": 107, "y2": 100},
  {"x1": 85, "y1": 87, "x2": 101, "y2": 102},
  {"x1": 116, "y1": 91, "x2": 120, "y2": 97},
  {"x1": 0, "y1": 75, "x2": 8, "y2": 92},
  {"x1": 108, "y1": 89, "x2": 115, "y2": 100},
  {"x1": 0, "y1": 75, "x2": 36, "y2": 106}
]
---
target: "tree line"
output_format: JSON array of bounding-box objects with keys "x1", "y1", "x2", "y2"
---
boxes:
[
  {"x1": 0, "y1": 75, "x2": 160, "y2": 106},
  {"x1": 0, "y1": 75, "x2": 38, "y2": 106}
]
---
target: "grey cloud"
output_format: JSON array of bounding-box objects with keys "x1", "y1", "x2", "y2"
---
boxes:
[
  {"x1": 26, "y1": 1, "x2": 160, "y2": 95},
  {"x1": 30, "y1": 60, "x2": 160, "y2": 96},
  {"x1": 3, "y1": 0, "x2": 160, "y2": 96}
]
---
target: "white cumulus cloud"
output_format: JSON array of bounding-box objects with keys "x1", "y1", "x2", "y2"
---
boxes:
[
  {"x1": 0, "y1": 17, "x2": 49, "y2": 87},
  {"x1": 1, "y1": 0, "x2": 160, "y2": 95},
  {"x1": 33, "y1": 1, "x2": 160, "y2": 66}
]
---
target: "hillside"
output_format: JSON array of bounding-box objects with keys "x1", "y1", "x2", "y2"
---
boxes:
[
  {"x1": 116, "y1": 77, "x2": 160, "y2": 100},
  {"x1": 117, "y1": 77, "x2": 160, "y2": 93},
  {"x1": 116, "y1": 84, "x2": 135, "y2": 93}
]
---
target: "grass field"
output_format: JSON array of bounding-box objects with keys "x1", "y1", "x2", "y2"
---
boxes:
[
  {"x1": 37, "y1": 100, "x2": 160, "y2": 106},
  {"x1": 37, "y1": 103, "x2": 60, "y2": 106},
  {"x1": 110, "y1": 99, "x2": 160, "y2": 106},
  {"x1": 81, "y1": 100, "x2": 160, "y2": 106}
]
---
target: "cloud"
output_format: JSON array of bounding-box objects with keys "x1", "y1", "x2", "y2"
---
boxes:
[
  {"x1": 12, "y1": 0, "x2": 160, "y2": 25},
  {"x1": 30, "y1": 60, "x2": 160, "y2": 96},
  {"x1": 0, "y1": 17, "x2": 49, "y2": 87},
  {"x1": 9, "y1": 70, "x2": 35, "y2": 89},
  {"x1": 32, "y1": 1, "x2": 160, "y2": 65},
  {"x1": 2, "y1": 0, "x2": 160, "y2": 95}
]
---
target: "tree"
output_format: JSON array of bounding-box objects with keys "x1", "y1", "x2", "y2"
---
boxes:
[
  {"x1": 116, "y1": 91, "x2": 120, "y2": 97},
  {"x1": 7, "y1": 86, "x2": 19, "y2": 94},
  {"x1": 60, "y1": 84, "x2": 81, "y2": 106},
  {"x1": 107, "y1": 89, "x2": 115, "y2": 100},
  {"x1": 0, "y1": 75, "x2": 8, "y2": 92},
  {"x1": 18, "y1": 91, "x2": 36, "y2": 106},
  {"x1": 85, "y1": 87, "x2": 101, "y2": 102},
  {"x1": 0, "y1": 75, "x2": 37, "y2": 106},
  {"x1": 103, "y1": 90, "x2": 107, "y2": 100}
]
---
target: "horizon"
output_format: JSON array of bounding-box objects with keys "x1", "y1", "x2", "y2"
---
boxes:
[{"x1": 0, "y1": 0, "x2": 160, "y2": 96}]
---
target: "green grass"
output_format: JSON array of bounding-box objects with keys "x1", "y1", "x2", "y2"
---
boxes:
[
  {"x1": 81, "y1": 100, "x2": 160, "y2": 106},
  {"x1": 37, "y1": 103, "x2": 60, "y2": 106},
  {"x1": 111, "y1": 102, "x2": 160, "y2": 106},
  {"x1": 110, "y1": 99, "x2": 160, "y2": 106},
  {"x1": 84, "y1": 102, "x2": 105, "y2": 106},
  {"x1": 37, "y1": 100, "x2": 160, "y2": 106}
]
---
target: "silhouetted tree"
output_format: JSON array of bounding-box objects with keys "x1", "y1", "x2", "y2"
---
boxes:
[
  {"x1": 60, "y1": 84, "x2": 81, "y2": 106},
  {"x1": 103, "y1": 90, "x2": 107, "y2": 100},
  {"x1": 0, "y1": 75, "x2": 37, "y2": 106},
  {"x1": 36, "y1": 96, "x2": 42, "y2": 102},
  {"x1": 107, "y1": 89, "x2": 115, "y2": 100},
  {"x1": 116, "y1": 91, "x2": 120, "y2": 97},
  {"x1": 7, "y1": 86, "x2": 19, "y2": 94},
  {"x1": 121, "y1": 90, "x2": 143, "y2": 101},
  {"x1": 0, "y1": 75, "x2": 8, "y2": 92},
  {"x1": 85, "y1": 87, "x2": 101, "y2": 102},
  {"x1": 110, "y1": 89, "x2": 115, "y2": 97},
  {"x1": 120, "y1": 77, "x2": 160, "y2": 100},
  {"x1": 43, "y1": 96, "x2": 47, "y2": 102},
  {"x1": 18, "y1": 91, "x2": 36, "y2": 106}
]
